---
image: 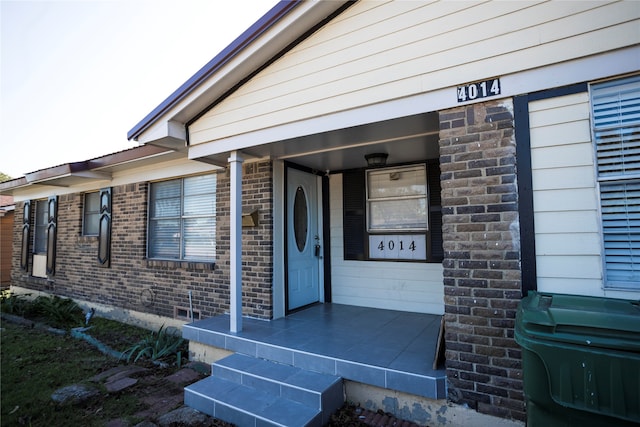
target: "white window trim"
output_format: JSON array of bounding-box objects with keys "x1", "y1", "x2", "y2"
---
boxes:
[
  {"x1": 33, "y1": 199, "x2": 47, "y2": 254},
  {"x1": 365, "y1": 163, "x2": 429, "y2": 233},
  {"x1": 591, "y1": 74, "x2": 640, "y2": 290},
  {"x1": 147, "y1": 174, "x2": 217, "y2": 262},
  {"x1": 82, "y1": 192, "x2": 100, "y2": 236}
]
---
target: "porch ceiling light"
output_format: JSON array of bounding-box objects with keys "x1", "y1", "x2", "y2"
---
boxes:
[{"x1": 365, "y1": 153, "x2": 388, "y2": 167}]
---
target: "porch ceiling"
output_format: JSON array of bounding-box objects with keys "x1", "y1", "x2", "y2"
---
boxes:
[{"x1": 193, "y1": 111, "x2": 440, "y2": 171}]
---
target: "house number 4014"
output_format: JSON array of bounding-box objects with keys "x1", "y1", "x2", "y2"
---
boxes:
[
  {"x1": 368, "y1": 235, "x2": 426, "y2": 261},
  {"x1": 457, "y1": 78, "x2": 501, "y2": 103}
]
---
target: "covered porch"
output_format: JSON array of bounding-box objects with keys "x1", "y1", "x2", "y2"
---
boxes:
[{"x1": 183, "y1": 303, "x2": 446, "y2": 400}]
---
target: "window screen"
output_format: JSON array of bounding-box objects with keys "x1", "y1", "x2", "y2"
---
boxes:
[
  {"x1": 592, "y1": 74, "x2": 640, "y2": 288},
  {"x1": 83, "y1": 192, "x2": 100, "y2": 236},
  {"x1": 366, "y1": 165, "x2": 428, "y2": 232},
  {"x1": 148, "y1": 174, "x2": 216, "y2": 261},
  {"x1": 342, "y1": 160, "x2": 442, "y2": 263},
  {"x1": 34, "y1": 200, "x2": 48, "y2": 254}
]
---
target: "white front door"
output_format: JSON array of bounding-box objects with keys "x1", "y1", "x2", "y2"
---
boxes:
[{"x1": 287, "y1": 168, "x2": 321, "y2": 311}]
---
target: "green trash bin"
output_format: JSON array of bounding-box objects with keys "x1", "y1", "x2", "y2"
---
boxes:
[{"x1": 515, "y1": 292, "x2": 640, "y2": 426}]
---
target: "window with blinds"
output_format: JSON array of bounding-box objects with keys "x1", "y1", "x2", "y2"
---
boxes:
[
  {"x1": 592, "y1": 74, "x2": 640, "y2": 288},
  {"x1": 148, "y1": 174, "x2": 217, "y2": 261},
  {"x1": 83, "y1": 192, "x2": 100, "y2": 236}
]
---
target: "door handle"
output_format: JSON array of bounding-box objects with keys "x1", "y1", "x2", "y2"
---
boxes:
[{"x1": 314, "y1": 244, "x2": 321, "y2": 257}]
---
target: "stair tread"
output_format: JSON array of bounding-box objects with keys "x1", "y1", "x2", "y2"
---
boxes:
[
  {"x1": 186, "y1": 376, "x2": 320, "y2": 426},
  {"x1": 215, "y1": 353, "x2": 341, "y2": 392}
]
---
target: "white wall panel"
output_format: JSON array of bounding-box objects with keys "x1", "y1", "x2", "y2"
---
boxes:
[
  {"x1": 535, "y1": 233, "x2": 601, "y2": 256},
  {"x1": 531, "y1": 166, "x2": 595, "y2": 191},
  {"x1": 536, "y1": 278, "x2": 605, "y2": 297},
  {"x1": 530, "y1": 94, "x2": 606, "y2": 296},
  {"x1": 531, "y1": 143, "x2": 594, "y2": 169},
  {"x1": 534, "y1": 211, "x2": 600, "y2": 234},
  {"x1": 535, "y1": 256, "x2": 602, "y2": 280},
  {"x1": 328, "y1": 174, "x2": 443, "y2": 314},
  {"x1": 190, "y1": 1, "x2": 638, "y2": 147}
]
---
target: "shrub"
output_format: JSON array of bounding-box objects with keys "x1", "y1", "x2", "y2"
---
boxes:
[
  {"x1": 32, "y1": 295, "x2": 84, "y2": 328},
  {"x1": 0, "y1": 291, "x2": 32, "y2": 316},
  {"x1": 122, "y1": 325, "x2": 186, "y2": 366}
]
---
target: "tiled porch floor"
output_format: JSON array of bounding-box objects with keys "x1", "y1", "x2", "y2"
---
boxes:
[{"x1": 183, "y1": 303, "x2": 447, "y2": 399}]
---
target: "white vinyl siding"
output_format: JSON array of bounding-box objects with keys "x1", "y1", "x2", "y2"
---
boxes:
[
  {"x1": 530, "y1": 92, "x2": 605, "y2": 296},
  {"x1": 330, "y1": 173, "x2": 443, "y2": 315},
  {"x1": 190, "y1": 0, "x2": 639, "y2": 146},
  {"x1": 591, "y1": 75, "x2": 640, "y2": 289}
]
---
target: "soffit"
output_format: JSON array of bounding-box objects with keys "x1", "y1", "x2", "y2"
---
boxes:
[
  {"x1": 192, "y1": 111, "x2": 441, "y2": 171},
  {"x1": 0, "y1": 145, "x2": 181, "y2": 194}
]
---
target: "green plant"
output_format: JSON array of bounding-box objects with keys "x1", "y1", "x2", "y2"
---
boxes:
[
  {"x1": 122, "y1": 325, "x2": 186, "y2": 365},
  {"x1": 1, "y1": 321, "x2": 128, "y2": 426},
  {"x1": 0, "y1": 291, "x2": 32, "y2": 315},
  {"x1": 32, "y1": 295, "x2": 84, "y2": 328}
]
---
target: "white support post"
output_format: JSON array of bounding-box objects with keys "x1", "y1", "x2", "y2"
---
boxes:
[{"x1": 228, "y1": 150, "x2": 244, "y2": 333}]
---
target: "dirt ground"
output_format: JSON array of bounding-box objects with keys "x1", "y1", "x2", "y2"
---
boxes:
[{"x1": 1, "y1": 314, "x2": 421, "y2": 427}]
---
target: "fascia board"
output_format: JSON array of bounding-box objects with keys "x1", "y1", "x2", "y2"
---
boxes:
[{"x1": 131, "y1": 1, "x2": 349, "y2": 145}]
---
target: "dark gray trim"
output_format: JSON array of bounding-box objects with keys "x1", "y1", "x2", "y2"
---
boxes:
[
  {"x1": 20, "y1": 200, "x2": 31, "y2": 272},
  {"x1": 528, "y1": 82, "x2": 588, "y2": 102},
  {"x1": 322, "y1": 174, "x2": 331, "y2": 303},
  {"x1": 514, "y1": 82, "x2": 589, "y2": 296},
  {"x1": 127, "y1": 1, "x2": 302, "y2": 141},
  {"x1": 514, "y1": 95, "x2": 536, "y2": 295},
  {"x1": 46, "y1": 196, "x2": 58, "y2": 275},
  {"x1": 97, "y1": 187, "x2": 112, "y2": 268}
]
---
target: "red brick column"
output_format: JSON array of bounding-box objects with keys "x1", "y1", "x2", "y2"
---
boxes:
[{"x1": 439, "y1": 100, "x2": 525, "y2": 421}]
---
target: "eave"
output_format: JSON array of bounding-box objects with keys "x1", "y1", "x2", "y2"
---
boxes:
[
  {"x1": 0, "y1": 144, "x2": 176, "y2": 195},
  {"x1": 127, "y1": 1, "x2": 352, "y2": 148}
]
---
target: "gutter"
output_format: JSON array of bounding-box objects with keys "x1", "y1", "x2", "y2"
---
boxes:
[
  {"x1": 127, "y1": 0, "x2": 302, "y2": 142},
  {"x1": 0, "y1": 144, "x2": 172, "y2": 194}
]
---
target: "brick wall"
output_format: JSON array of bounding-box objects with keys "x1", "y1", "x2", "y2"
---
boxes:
[
  {"x1": 439, "y1": 100, "x2": 525, "y2": 421},
  {"x1": 10, "y1": 160, "x2": 274, "y2": 321},
  {"x1": 1, "y1": 210, "x2": 13, "y2": 288}
]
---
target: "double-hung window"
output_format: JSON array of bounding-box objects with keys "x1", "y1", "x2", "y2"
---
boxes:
[
  {"x1": 148, "y1": 174, "x2": 217, "y2": 261},
  {"x1": 34, "y1": 200, "x2": 48, "y2": 254},
  {"x1": 83, "y1": 192, "x2": 100, "y2": 236},
  {"x1": 592, "y1": 74, "x2": 640, "y2": 289},
  {"x1": 32, "y1": 196, "x2": 58, "y2": 276},
  {"x1": 342, "y1": 160, "x2": 442, "y2": 262},
  {"x1": 366, "y1": 164, "x2": 430, "y2": 261},
  {"x1": 366, "y1": 164, "x2": 428, "y2": 232}
]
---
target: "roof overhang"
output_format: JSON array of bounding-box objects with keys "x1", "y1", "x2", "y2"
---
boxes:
[
  {"x1": 0, "y1": 204, "x2": 15, "y2": 217},
  {"x1": 127, "y1": 0, "x2": 352, "y2": 149},
  {"x1": 0, "y1": 144, "x2": 178, "y2": 195}
]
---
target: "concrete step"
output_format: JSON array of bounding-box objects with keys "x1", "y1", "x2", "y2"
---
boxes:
[{"x1": 185, "y1": 354, "x2": 344, "y2": 427}]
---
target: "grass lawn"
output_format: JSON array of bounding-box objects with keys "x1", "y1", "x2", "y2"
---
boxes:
[
  {"x1": 0, "y1": 295, "x2": 377, "y2": 427},
  {"x1": 1, "y1": 317, "x2": 164, "y2": 427}
]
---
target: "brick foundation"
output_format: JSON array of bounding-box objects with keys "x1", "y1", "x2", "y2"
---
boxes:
[
  {"x1": 439, "y1": 100, "x2": 525, "y2": 421},
  {"x1": 11, "y1": 161, "x2": 274, "y2": 321}
]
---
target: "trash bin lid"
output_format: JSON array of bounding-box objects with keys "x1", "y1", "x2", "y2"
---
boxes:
[{"x1": 517, "y1": 292, "x2": 640, "y2": 352}]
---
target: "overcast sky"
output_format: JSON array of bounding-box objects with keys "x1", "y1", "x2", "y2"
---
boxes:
[{"x1": 0, "y1": 0, "x2": 275, "y2": 179}]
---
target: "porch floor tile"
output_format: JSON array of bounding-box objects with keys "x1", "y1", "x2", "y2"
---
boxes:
[{"x1": 184, "y1": 303, "x2": 447, "y2": 399}]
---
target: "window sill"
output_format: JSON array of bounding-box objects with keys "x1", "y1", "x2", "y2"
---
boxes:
[
  {"x1": 146, "y1": 259, "x2": 215, "y2": 271},
  {"x1": 77, "y1": 235, "x2": 98, "y2": 243}
]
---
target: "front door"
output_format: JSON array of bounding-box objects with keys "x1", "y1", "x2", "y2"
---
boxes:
[{"x1": 287, "y1": 168, "x2": 321, "y2": 311}]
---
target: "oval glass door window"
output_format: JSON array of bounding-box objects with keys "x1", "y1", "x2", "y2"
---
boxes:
[{"x1": 293, "y1": 186, "x2": 308, "y2": 252}]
